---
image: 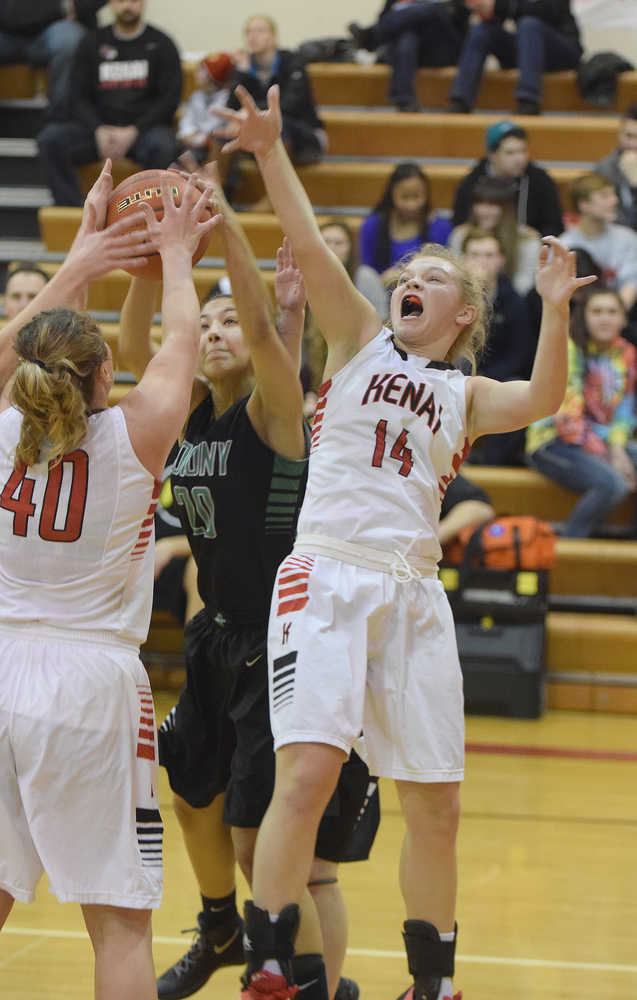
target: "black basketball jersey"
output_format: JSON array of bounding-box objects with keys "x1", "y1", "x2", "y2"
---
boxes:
[
  {"x1": 171, "y1": 394, "x2": 308, "y2": 624},
  {"x1": 155, "y1": 442, "x2": 183, "y2": 542}
]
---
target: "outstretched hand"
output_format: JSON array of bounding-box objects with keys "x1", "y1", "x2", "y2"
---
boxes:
[
  {"x1": 275, "y1": 237, "x2": 306, "y2": 313},
  {"x1": 535, "y1": 236, "x2": 597, "y2": 310},
  {"x1": 137, "y1": 175, "x2": 221, "y2": 261},
  {"x1": 214, "y1": 84, "x2": 282, "y2": 158},
  {"x1": 65, "y1": 160, "x2": 159, "y2": 282}
]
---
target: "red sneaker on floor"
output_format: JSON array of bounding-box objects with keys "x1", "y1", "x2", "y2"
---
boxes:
[
  {"x1": 396, "y1": 989, "x2": 463, "y2": 1000},
  {"x1": 241, "y1": 969, "x2": 299, "y2": 999}
]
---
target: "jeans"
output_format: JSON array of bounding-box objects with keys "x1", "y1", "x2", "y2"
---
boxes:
[
  {"x1": 527, "y1": 438, "x2": 637, "y2": 538},
  {"x1": 377, "y1": 2, "x2": 463, "y2": 105},
  {"x1": 0, "y1": 20, "x2": 86, "y2": 119},
  {"x1": 449, "y1": 16, "x2": 581, "y2": 109},
  {"x1": 38, "y1": 119, "x2": 181, "y2": 206}
]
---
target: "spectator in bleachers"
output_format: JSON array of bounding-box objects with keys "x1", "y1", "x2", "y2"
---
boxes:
[
  {"x1": 452, "y1": 120, "x2": 563, "y2": 237},
  {"x1": 358, "y1": 161, "x2": 451, "y2": 283},
  {"x1": 449, "y1": 0, "x2": 582, "y2": 116},
  {"x1": 439, "y1": 470, "x2": 495, "y2": 556},
  {"x1": 448, "y1": 175, "x2": 541, "y2": 294},
  {"x1": 2, "y1": 263, "x2": 49, "y2": 320},
  {"x1": 320, "y1": 219, "x2": 389, "y2": 319},
  {"x1": 560, "y1": 173, "x2": 637, "y2": 316},
  {"x1": 37, "y1": 0, "x2": 182, "y2": 206},
  {"x1": 596, "y1": 105, "x2": 637, "y2": 232},
  {"x1": 527, "y1": 287, "x2": 637, "y2": 538},
  {"x1": 347, "y1": 0, "x2": 470, "y2": 112},
  {"x1": 227, "y1": 15, "x2": 325, "y2": 167},
  {"x1": 461, "y1": 226, "x2": 535, "y2": 464},
  {"x1": 0, "y1": 1, "x2": 107, "y2": 119},
  {"x1": 177, "y1": 52, "x2": 234, "y2": 166}
]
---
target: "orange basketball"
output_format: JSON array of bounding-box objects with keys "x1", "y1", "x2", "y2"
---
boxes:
[{"x1": 105, "y1": 168, "x2": 213, "y2": 281}]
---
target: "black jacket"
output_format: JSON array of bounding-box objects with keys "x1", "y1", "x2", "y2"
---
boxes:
[
  {"x1": 478, "y1": 273, "x2": 537, "y2": 383},
  {"x1": 0, "y1": 1, "x2": 107, "y2": 34},
  {"x1": 227, "y1": 49, "x2": 323, "y2": 130},
  {"x1": 452, "y1": 157, "x2": 563, "y2": 237},
  {"x1": 492, "y1": 0, "x2": 581, "y2": 49}
]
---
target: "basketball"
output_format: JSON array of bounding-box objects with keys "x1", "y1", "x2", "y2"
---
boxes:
[{"x1": 105, "y1": 168, "x2": 213, "y2": 281}]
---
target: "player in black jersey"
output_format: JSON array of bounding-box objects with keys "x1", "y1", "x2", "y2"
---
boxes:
[{"x1": 119, "y1": 168, "x2": 379, "y2": 1000}]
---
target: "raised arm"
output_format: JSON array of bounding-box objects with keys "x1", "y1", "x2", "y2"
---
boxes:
[
  {"x1": 118, "y1": 277, "x2": 160, "y2": 383},
  {"x1": 467, "y1": 239, "x2": 597, "y2": 441},
  {"x1": 118, "y1": 179, "x2": 220, "y2": 479},
  {"x1": 216, "y1": 85, "x2": 381, "y2": 367},
  {"x1": 0, "y1": 160, "x2": 156, "y2": 406},
  {"x1": 203, "y1": 165, "x2": 306, "y2": 461},
  {"x1": 274, "y1": 237, "x2": 306, "y2": 377}
]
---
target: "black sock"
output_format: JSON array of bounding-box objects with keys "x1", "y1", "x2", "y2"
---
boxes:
[
  {"x1": 200, "y1": 890, "x2": 240, "y2": 928},
  {"x1": 291, "y1": 954, "x2": 329, "y2": 999}
]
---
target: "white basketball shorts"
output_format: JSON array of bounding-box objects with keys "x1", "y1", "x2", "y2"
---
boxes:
[
  {"x1": 267, "y1": 552, "x2": 465, "y2": 783},
  {"x1": 0, "y1": 623, "x2": 163, "y2": 908}
]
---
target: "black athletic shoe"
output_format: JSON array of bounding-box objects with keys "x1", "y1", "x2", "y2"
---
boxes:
[
  {"x1": 347, "y1": 21, "x2": 376, "y2": 51},
  {"x1": 335, "y1": 977, "x2": 360, "y2": 1000},
  {"x1": 516, "y1": 99, "x2": 541, "y2": 115},
  {"x1": 156, "y1": 915, "x2": 244, "y2": 999},
  {"x1": 448, "y1": 98, "x2": 470, "y2": 114}
]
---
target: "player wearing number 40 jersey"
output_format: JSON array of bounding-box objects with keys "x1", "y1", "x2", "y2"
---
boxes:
[
  {"x1": 214, "y1": 83, "x2": 597, "y2": 1000},
  {"x1": 0, "y1": 162, "x2": 219, "y2": 1000}
]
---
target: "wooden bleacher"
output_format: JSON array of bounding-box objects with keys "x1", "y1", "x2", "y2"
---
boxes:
[
  {"x1": 8, "y1": 59, "x2": 637, "y2": 714},
  {"x1": 306, "y1": 63, "x2": 637, "y2": 114}
]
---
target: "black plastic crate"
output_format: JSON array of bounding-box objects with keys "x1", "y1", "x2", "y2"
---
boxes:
[{"x1": 455, "y1": 619, "x2": 546, "y2": 718}]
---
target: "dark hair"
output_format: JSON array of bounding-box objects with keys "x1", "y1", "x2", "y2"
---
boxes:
[
  {"x1": 469, "y1": 177, "x2": 517, "y2": 210},
  {"x1": 5, "y1": 262, "x2": 50, "y2": 292},
  {"x1": 622, "y1": 103, "x2": 637, "y2": 121},
  {"x1": 319, "y1": 218, "x2": 358, "y2": 281},
  {"x1": 569, "y1": 285, "x2": 625, "y2": 381},
  {"x1": 371, "y1": 162, "x2": 431, "y2": 273}
]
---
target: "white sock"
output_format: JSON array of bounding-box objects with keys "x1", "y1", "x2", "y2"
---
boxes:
[
  {"x1": 437, "y1": 929, "x2": 455, "y2": 999},
  {"x1": 437, "y1": 978, "x2": 453, "y2": 1000},
  {"x1": 263, "y1": 913, "x2": 282, "y2": 975}
]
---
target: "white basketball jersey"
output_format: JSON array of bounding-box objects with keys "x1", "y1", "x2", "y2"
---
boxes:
[
  {"x1": 0, "y1": 406, "x2": 158, "y2": 644},
  {"x1": 298, "y1": 328, "x2": 470, "y2": 564}
]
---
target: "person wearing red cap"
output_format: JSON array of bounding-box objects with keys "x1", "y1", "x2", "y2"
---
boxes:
[{"x1": 178, "y1": 52, "x2": 235, "y2": 165}]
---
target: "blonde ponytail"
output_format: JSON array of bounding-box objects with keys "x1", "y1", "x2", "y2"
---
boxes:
[{"x1": 11, "y1": 308, "x2": 107, "y2": 468}]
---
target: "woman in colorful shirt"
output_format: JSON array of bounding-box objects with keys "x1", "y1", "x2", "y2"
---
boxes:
[{"x1": 527, "y1": 287, "x2": 637, "y2": 537}]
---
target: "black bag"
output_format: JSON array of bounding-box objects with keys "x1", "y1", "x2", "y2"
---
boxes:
[
  {"x1": 296, "y1": 37, "x2": 356, "y2": 64},
  {"x1": 577, "y1": 51, "x2": 634, "y2": 108}
]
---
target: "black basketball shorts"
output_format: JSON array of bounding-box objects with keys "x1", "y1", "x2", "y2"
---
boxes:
[{"x1": 158, "y1": 609, "x2": 379, "y2": 860}]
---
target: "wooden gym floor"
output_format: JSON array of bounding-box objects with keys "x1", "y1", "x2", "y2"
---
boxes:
[{"x1": 2, "y1": 692, "x2": 637, "y2": 999}]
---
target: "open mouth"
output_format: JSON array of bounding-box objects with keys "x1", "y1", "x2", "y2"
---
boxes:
[{"x1": 401, "y1": 294, "x2": 423, "y2": 318}]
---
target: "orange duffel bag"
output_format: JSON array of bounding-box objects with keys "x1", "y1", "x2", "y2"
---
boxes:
[{"x1": 443, "y1": 515, "x2": 557, "y2": 571}]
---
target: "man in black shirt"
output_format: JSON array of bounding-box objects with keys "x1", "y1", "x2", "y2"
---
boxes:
[
  {"x1": 0, "y1": 0, "x2": 107, "y2": 118},
  {"x1": 37, "y1": 0, "x2": 182, "y2": 205}
]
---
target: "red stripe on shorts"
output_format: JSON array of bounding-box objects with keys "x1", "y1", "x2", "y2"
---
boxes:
[{"x1": 278, "y1": 596, "x2": 310, "y2": 615}]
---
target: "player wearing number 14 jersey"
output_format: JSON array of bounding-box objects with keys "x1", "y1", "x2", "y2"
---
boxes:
[{"x1": 214, "y1": 83, "x2": 596, "y2": 1000}]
